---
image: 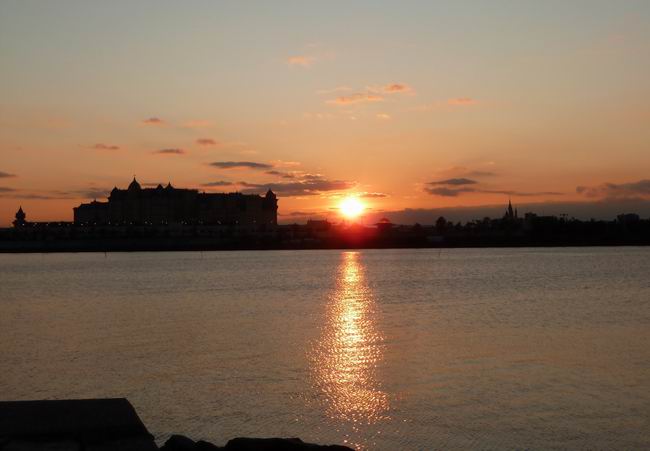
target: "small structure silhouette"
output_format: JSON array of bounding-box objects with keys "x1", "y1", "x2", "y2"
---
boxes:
[{"x1": 12, "y1": 206, "x2": 26, "y2": 227}]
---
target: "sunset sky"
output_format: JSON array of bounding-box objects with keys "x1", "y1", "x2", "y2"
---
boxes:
[{"x1": 1, "y1": 1, "x2": 650, "y2": 225}]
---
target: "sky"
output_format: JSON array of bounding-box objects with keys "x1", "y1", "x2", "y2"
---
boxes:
[{"x1": 1, "y1": 0, "x2": 650, "y2": 225}]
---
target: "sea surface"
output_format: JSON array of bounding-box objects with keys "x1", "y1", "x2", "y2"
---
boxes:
[{"x1": 1, "y1": 248, "x2": 649, "y2": 450}]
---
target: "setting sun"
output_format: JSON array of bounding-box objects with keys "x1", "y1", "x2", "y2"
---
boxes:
[{"x1": 339, "y1": 197, "x2": 365, "y2": 219}]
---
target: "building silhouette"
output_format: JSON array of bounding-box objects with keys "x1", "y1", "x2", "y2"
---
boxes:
[
  {"x1": 73, "y1": 177, "x2": 277, "y2": 227},
  {"x1": 503, "y1": 199, "x2": 518, "y2": 220},
  {"x1": 12, "y1": 206, "x2": 26, "y2": 227}
]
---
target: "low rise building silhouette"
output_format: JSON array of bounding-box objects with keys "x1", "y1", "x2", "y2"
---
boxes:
[{"x1": 73, "y1": 177, "x2": 277, "y2": 228}]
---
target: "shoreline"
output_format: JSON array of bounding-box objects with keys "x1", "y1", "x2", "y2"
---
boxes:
[{"x1": 1, "y1": 240, "x2": 649, "y2": 253}]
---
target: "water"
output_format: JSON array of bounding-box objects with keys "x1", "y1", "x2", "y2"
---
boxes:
[{"x1": 1, "y1": 248, "x2": 649, "y2": 450}]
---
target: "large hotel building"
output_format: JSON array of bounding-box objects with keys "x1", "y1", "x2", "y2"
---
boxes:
[{"x1": 73, "y1": 178, "x2": 278, "y2": 228}]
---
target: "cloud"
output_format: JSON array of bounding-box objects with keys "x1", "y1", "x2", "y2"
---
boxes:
[
  {"x1": 91, "y1": 143, "x2": 120, "y2": 150},
  {"x1": 287, "y1": 55, "x2": 316, "y2": 67},
  {"x1": 382, "y1": 83, "x2": 412, "y2": 94},
  {"x1": 481, "y1": 189, "x2": 564, "y2": 197},
  {"x1": 429, "y1": 178, "x2": 478, "y2": 186},
  {"x1": 0, "y1": 186, "x2": 16, "y2": 193},
  {"x1": 325, "y1": 82, "x2": 411, "y2": 106},
  {"x1": 0, "y1": 171, "x2": 16, "y2": 178},
  {"x1": 0, "y1": 192, "x2": 67, "y2": 200},
  {"x1": 196, "y1": 138, "x2": 218, "y2": 146},
  {"x1": 209, "y1": 161, "x2": 273, "y2": 170},
  {"x1": 425, "y1": 185, "x2": 563, "y2": 197},
  {"x1": 577, "y1": 179, "x2": 650, "y2": 198},
  {"x1": 361, "y1": 192, "x2": 388, "y2": 198},
  {"x1": 200, "y1": 181, "x2": 234, "y2": 187},
  {"x1": 77, "y1": 188, "x2": 111, "y2": 199},
  {"x1": 239, "y1": 175, "x2": 356, "y2": 197},
  {"x1": 448, "y1": 98, "x2": 477, "y2": 106},
  {"x1": 142, "y1": 117, "x2": 165, "y2": 125},
  {"x1": 316, "y1": 86, "x2": 352, "y2": 95},
  {"x1": 271, "y1": 160, "x2": 301, "y2": 168},
  {"x1": 425, "y1": 186, "x2": 475, "y2": 197},
  {"x1": 376, "y1": 113, "x2": 391, "y2": 120},
  {"x1": 327, "y1": 93, "x2": 384, "y2": 105},
  {"x1": 266, "y1": 170, "x2": 296, "y2": 179},
  {"x1": 154, "y1": 148, "x2": 185, "y2": 155},
  {"x1": 425, "y1": 177, "x2": 563, "y2": 197}
]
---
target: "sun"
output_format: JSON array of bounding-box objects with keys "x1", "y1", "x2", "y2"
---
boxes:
[{"x1": 339, "y1": 196, "x2": 365, "y2": 219}]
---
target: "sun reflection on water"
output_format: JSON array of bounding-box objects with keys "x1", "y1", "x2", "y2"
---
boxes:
[{"x1": 310, "y1": 251, "x2": 390, "y2": 440}]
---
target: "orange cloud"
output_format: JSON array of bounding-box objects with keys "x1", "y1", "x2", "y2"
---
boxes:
[
  {"x1": 447, "y1": 97, "x2": 477, "y2": 106},
  {"x1": 376, "y1": 113, "x2": 391, "y2": 120},
  {"x1": 142, "y1": 117, "x2": 165, "y2": 125},
  {"x1": 196, "y1": 138, "x2": 219, "y2": 146},
  {"x1": 154, "y1": 148, "x2": 185, "y2": 155},
  {"x1": 327, "y1": 93, "x2": 384, "y2": 105},
  {"x1": 91, "y1": 143, "x2": 120, "y2": 150},
  {"x1": 383, "y1": 83, "x2": 412, "y2": 93},
  {"x1": 287, "y1": 55, "x2": 315, "y2": 67}
]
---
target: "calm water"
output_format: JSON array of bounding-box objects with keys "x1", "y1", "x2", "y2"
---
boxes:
[{"x1": 1, "y1": 248, "x2": 649, "y2": 450}]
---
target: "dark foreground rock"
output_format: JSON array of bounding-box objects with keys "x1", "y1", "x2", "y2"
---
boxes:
[
  {"x1": 0, "y1": 398, "x2": 157, "y2": 450},
  {"x1": 0, "y1": 400, "x2": 353, "y2": 451},
  {"x1": 161, "y1": 436, "x2": 353, "y2": 451}
]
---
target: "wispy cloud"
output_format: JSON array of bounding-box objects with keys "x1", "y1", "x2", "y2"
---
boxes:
[
  {"x1": 430, "y1": 178, "x2": 478, "y2": 186},
  {"x1": 239, "y1": 174, "x2": 356, "y2": 197},
  {"x1": 376, "y1": 113, "x2": 391, "y2": 120},
  {"x1": 0, "y1": 187, "x2": 16, "y2": 193},
  {"x1": 91, "y1": 143, "x2": 120, "y2": 150},
  {"x1": 327, "y1": 93, "x2": 384, "y2": 105},
  {"x1": 287, "y1": 55, "x2": 316, "y2": 67},
  {"x1": 142, "y1": 117, "x2": 165, "y2": 125},
  {"x1": 382, "y1": 83, "x2": 412, "y2": 94},
  {"x1": 196, "y1": 138, "x2": 219, "y2": 147},
  {"x1": 271, "y1": 160, "x2": 301, "y2": 168},
  {"x1": 316, "y1": 86, "x2": 352, "y2": 95},
  {"x1": 0, "y1": 171, "x2": 16, "y2": 178},
  {"x1": 154, "y1": 148, "x2": 185, "y2": 155},
  {"x1": 209, "y1": 161, "x2": 273, "y2": 170},
  {"x1": 426, "y1": 177, "x2": 562, "y2": 197},
  {"x1": 266, "y1": 170, "x2": 296, "y2": 179},
  {"x1": 326, "y1": 82, "x2": 412, "y2": 106},
  {"x1": 447, "y1": 97, "x2": 477, "y2": 106},
  {"x1": 426, "y1": 186, "x2": 564, "y2": 197},
  {"x1": 425, "y1": 186, "x2": 475, "y2": 197},
  {"x1": 200, "y1": 181, "x2": 234, "y2": 187},
  {"x1": 435, "y1": 166, "x2": 497, "y2": 179},
  {"x1": 577, "y1": 179, "x2": 650, "y2": 198},
  {"x1": 361, "y1": 192, "x2": 388, "y2": 198},
  {"x1": 77, "y1": 188, "x2": 111, "y2": 199}
]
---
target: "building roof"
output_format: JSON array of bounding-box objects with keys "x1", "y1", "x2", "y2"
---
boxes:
[{"x1": 128, "y1": 177, "x2": 141, "y2": 191}]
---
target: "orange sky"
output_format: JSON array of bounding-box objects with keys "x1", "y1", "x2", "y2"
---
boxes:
[{"x1": 2, "y1": 2, "x2": 650, "y2": 225}]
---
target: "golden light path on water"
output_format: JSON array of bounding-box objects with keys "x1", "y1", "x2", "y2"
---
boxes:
[{"x1": 310, "y1": 252, "x2": 389, "y2": 448}]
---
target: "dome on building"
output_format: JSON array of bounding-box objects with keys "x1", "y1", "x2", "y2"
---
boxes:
[{"x1": 128, "y1": 177, "x2": 141, "y2": 191}]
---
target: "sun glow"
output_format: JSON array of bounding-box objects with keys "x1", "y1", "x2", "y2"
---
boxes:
[{"x1": 339, "y1": 196, "x2": 365, "y2": 219}]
